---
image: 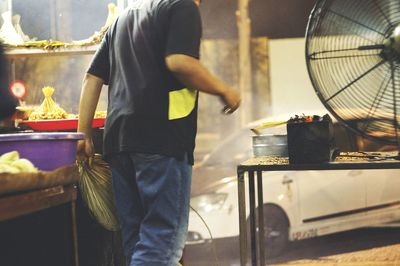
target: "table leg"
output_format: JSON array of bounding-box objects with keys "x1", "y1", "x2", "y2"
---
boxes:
[
  {"x1": 257, "y1": 170, "x2": 265, "y2": 266},
  {"x1": 71, "y1": 200, "x2": 80, "y2": 266},
  {"x1": 248, "y1": 171, "x2": 257, "y2": 266},
  {"x1": 238, "y1": 169, "x2": 247, "y2": 266}
]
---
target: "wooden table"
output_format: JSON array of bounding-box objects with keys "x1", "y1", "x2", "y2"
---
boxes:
[
  {"x1": 0, "y1": 165, "x2": 80, "y2": 266},
  {"x1": 237, "y1": 154, "x2": 400, "y2": 266}
]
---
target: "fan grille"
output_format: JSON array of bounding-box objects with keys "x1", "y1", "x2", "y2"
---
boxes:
[{"x1": 306, "y1": 0, "x2": 400, "y2": 145}]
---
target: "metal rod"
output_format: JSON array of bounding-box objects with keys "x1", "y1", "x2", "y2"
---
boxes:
[
  {"x1": 309, "y1": 47, "x2": 379, "y2": 58},
  {"x1": 238, "y1": 168, "x2": 248, "y2": 266},
  {"x1": 390, "y1": 61, "x2": 400, "y2": 146},
  {"x1": 257, "y1": 170, "x2": 265, "y2": 266},
  {"x1": 309, "y1": 53, "x2": 380, "y2": 61},
  {"x1": 71, "y1": 200, "x2": 79, "y2": 266},
  {"x1": 248, "y1": 170, "x2": 257, "y2": 266},
  {"x1": 358, "y1": 44, "x2": 386, "y2": 50}
]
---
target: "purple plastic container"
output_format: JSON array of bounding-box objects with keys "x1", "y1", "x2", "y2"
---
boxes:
[{"x1": 0, "y1": 132, "x2": 85, "y2": 171}]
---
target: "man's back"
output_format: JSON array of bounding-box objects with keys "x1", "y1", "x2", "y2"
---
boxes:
[
  {"x1": 88, "y1": 0, "x2": 202, "y2": 162},
  {"x1": 107, "y1": 0, "x2": 175, "y2": 115}
]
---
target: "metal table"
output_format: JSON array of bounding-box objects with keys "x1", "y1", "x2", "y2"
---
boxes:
[{"x1": 237, "y1": 154, "x2": 400, "y2": 266}]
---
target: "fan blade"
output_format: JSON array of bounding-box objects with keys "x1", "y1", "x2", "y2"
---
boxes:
[
  {"x1": 372, "y1": 1, "x2": 395, "y2": 29},
  {"x1": 366, "y1": 70, "x2": 391, "y2": 118},
  {"x1": 325, "y1": 60, "x2": 386, "y2": 102},
  {"x1": 361, "y1": 70, "x2": 392, "y2": 132},
  {"x1": 329, "y1": 9, "x2": 386, "y2": 36}
]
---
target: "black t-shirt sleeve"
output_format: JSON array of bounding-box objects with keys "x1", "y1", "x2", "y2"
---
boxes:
[
  {"x1": 165, "y1": 0, "x2": 202, "y2": 58},
  {"x1": 87, "y1": 34, "x2": 110, "y2": 85}
]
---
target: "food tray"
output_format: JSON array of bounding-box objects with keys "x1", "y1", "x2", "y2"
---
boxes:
[{"x1": 20, "y1": 118, "x2": 105, "y2": 131}]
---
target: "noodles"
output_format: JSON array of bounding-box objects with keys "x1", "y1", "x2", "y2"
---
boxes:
[{"x1": 29, "y1": 86, "x2": 68, "y2": 120}]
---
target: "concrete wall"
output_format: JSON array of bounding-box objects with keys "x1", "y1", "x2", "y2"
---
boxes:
[{"x1": 269, "y1": 38, "x2": 326, "y2": 117}]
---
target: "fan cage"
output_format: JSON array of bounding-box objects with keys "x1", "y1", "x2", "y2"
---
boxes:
[{"x1": 305, "y1": 0, "x2": 400, "y2": 146}]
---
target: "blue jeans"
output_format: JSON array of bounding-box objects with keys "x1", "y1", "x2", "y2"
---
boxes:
[{"x1": 109, "y1": 152, "x2": 192, "y2": 266}]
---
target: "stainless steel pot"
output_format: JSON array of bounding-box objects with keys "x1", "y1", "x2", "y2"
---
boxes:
[{"x1": 252, "y1": 134, "x2": 288, "y2": 157}]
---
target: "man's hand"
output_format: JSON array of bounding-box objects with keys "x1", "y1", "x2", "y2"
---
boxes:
[
  {"x1": 221, "y1": 87, "x2": 241, "y2": 114},
  {"x1": 76, "y1": 137, "x2": 95, "y2": 162},
  {"x1": 166, "y1": 54, "x2": 241, "y2": 114}
]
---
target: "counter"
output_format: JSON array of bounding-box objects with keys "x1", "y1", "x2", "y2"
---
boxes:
[{"x1": 0, "y1": 165, "x2": 80, "y2": 266}]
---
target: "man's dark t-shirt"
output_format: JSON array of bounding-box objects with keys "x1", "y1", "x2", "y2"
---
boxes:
[{"x1": 88, "y1": 0, "x2": 202, "y2": 164}]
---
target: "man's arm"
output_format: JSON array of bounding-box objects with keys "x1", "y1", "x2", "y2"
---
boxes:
[
  {"x1": 165, "y1": 54, "x2": 241, "y2": 113},
  {"x1": 77, "y1": 73, "x2": 104, "y2": 160}
]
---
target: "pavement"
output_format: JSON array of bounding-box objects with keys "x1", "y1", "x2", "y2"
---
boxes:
[
  {"x1": 269, "y1": 231, "x2": 400, "y2": 266},
  {"x1": 270, "y1": 243, "x2": 400, "y2": 265},
  {"x1": 185, "y1": 227, "x2": 400, "y2": 266}
]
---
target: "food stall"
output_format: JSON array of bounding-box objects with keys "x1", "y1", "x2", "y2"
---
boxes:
[{"x1": 0, "y1": 1, "x2": 125, "y2": 265}]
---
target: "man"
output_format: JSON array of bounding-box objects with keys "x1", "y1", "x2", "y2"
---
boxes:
[{"x1": 77, "y1": 0, "x2": 240, "y2": 265}]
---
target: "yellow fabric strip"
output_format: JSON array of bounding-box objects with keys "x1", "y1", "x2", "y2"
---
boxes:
[{"x1": 168, "y1": 88, "x2": 197, "y2": 120}]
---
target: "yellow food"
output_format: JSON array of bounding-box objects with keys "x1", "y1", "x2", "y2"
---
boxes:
[
  {"x1": 67, "y1": 113, "x2": 79, "y2": 119},
  {"x1": 66, "y1": 111, "x2": 106, "y2": 119},
  {"x1": 29, "y1": 86, "x2": 68, "y2": 120},
  {"x1": 94, "y1": 111, "x2": 107, "y2": 118},
  {"x1": 27, "y1": 86, "x2": 106, "y2": 121},
  {"x1": 11, "y1": 159, "x2": 38, "y2": 173},
  {"x1": 0, "y1": 151, "x2": 38, "y2": 174},
  {"x1": 0, "y1": 150, "x2": 19, "y2": 163},
  {"x1": 0, "y1": 163, "x2": 20, "y2": 174}
]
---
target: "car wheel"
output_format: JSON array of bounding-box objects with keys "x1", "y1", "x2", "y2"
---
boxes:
[
  {"x1": 248, "y1": 205, "x2": 289, "y2": 259},
  {"x1": 263, "y1": 205, "x2": 289, "y2": 258}
]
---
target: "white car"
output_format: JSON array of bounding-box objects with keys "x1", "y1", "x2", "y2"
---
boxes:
[{"x1": 186, "y1": 116, "x2": 400, "y2": 260}]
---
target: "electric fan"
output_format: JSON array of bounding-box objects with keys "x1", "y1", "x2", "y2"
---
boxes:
[{"x1": 306, "y1": 0, "x2": 400, "y2": 146}]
